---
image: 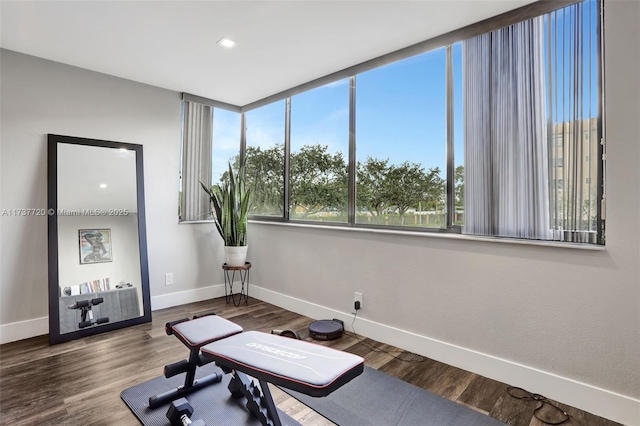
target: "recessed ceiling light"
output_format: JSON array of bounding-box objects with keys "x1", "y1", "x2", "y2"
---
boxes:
[
  {"x1": 99, "y1": 183, "x2": 108, "y2": 189},
  {"x1": 217, "y1": 37, "x2": 236, "y2": 49}
]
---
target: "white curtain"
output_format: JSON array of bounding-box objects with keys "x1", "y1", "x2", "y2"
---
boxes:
[
  {"x1": 546, "y1": 1, "x2": 600, "y2": 244},
  {"x1": 181, "y1": 101, "x2": 213, "y2": 221},
  {"x1": 463, "y1": 17, "x2": 550, "y2": 240}
]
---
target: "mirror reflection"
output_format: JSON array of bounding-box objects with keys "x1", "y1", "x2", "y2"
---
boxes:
[
  {"x1": 48, "y1": 135, "x2": 151, "y2": 344},
  {"x1": 56, "y1": 144, "x2": 143, "y2": 333}
]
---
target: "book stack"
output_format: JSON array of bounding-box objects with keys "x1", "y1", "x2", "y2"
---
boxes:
[{"x1": 70, "y1": 278, "x2": 112, "y2": 295}]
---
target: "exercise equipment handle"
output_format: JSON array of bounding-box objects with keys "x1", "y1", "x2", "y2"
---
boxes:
[
  {"x1": 192, "y1": 311, "x2": 216, "y2": 319},
  {"x1": 68, "y1": 300, "x2": 89, "y2": 309},
  {"x1": 164, "y1": 359, "x2": 189, "y2": 378},
  {"x1": 165, "y1": 318, "x2": 190, "y2": 335}
]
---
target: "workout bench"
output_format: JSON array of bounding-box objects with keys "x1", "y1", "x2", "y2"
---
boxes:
[
  {"x1": 67, "y1": 297, "x2": 109, "y2": 329},
  {"x1": 151, "y1": 314, "x2": 364, "y2": 426}
]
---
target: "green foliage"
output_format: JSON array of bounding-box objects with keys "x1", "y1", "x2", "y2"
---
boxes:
[
  {"x1": 385, "y1": 162, "x2": 444, "y2": 221},
  {"x1": 357, "y1": 157, "x2": 392, "y2": 217},
  {"x1": 455, "y1": 165, "x2": 465, "y2": 207},
  {"x1": 201, "y1": 164, "x2": 252, "y2": 246},
  {"x1": 357, "y1": 157, "x2": 445, "y2": 224},
  {"x1": 290, "y1": 145, "x2": 348, "y2": 217},
  {"x1": 244, "y1": 145, "x2": 285, "y2": 215},
  {"x1": 224, "y1": 143, "x2": 456, "y2": 224}
]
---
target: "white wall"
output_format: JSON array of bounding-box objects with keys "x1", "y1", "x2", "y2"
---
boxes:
[
  {"x1": 0, "y1": 49, "x2": 225, "y2": 335},
  {"x1": 0, "y1": 1, "x2": 637, "y2": 424}
]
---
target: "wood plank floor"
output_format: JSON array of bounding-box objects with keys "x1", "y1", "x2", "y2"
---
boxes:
[{"x1": 0, "y1": 297, "x2": 621, "y2": 426}]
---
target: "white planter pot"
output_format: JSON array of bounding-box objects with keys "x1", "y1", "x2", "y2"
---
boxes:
[{"x1": 225, "y1": 245, "x2": 248, "y2": 267}]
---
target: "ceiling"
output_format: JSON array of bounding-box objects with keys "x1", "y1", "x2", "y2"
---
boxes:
[{"x1": 0, "y1": 0, "x2": 536, "y2": 107}]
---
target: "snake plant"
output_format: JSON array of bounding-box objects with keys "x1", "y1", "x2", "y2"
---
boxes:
[{"x1": 201, "y1": 164, "x2": 251, "y2": 246}]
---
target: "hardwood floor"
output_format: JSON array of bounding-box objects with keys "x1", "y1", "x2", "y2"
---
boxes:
[{"x1": 0, "y1": 297, "x2": 621, "y2": 426}]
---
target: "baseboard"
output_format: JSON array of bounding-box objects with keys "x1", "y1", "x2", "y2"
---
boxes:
[
  {"x1": 0, "y1": 316, "x2": 48, "y2": 344},
  {"x1": 250, "y1": 285, "x2": 640, "y2": 426},
  {"x1": 150, "y1": 284, "x2": 226, "y2": 311}
]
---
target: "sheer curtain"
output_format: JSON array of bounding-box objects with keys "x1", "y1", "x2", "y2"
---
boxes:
[
  {"x1": 546, "y1": 0, "x2": 600, "y2": 243},
  {"x1": 463, "y1": 17, "x2": 550, "y2": 240},
  {"x1": 181, "y1": 100, "x2": 213, "y2": 221}
]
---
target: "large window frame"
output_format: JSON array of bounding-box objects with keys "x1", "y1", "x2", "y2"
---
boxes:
[{"x1": 181, "y1": 0, "x2": 604, "y2": 245}]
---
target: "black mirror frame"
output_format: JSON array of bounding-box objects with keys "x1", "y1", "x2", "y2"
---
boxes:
[{"x1": 47, "y1": 134, "x2": 152, "y2": 345}]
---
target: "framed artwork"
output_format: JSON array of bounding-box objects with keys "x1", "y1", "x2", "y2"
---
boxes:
[{"x1": 79, "y1": 229, "x2": 112, "y2": 264}]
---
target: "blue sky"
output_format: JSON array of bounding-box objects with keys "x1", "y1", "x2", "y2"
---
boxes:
[
  {"x1": 211, "y1": 107, "x2": 241, "y2": 181},
  {"x1": 238, "y1": 44, "x2": 464, "y2": 182}
]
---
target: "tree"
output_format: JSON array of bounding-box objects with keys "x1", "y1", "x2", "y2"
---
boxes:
[
  {"x1": 385, "y1": 162, "x2": 444, "y2": 224},
  {"x1": 230, "y1": 143, "x2": 446, "y2": 225},
  {"x1": 356, "y1": 157, "x2": 392, "y2": 217},
  {"x1": 455, "y1": 165, "x2": 464, "y2": 207},
  {"x1": 452, "y1": 164, "x2": 465, "y2": 224},
  {"x1": 290, "y1": 144, "x2": 347, "y2": 217},
  {"x1": 228, "y1": 145, "x2": 284, "y2": 215}
]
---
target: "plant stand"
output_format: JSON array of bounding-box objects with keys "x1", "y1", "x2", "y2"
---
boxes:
[{"x1": 222, "y1": 262, "x2": 251, "y2": 307}]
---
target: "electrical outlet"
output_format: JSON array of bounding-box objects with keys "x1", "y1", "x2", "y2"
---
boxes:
[
  {"x1": 165, "y1": 272, "x2": 174, "y2": 286},
  {"x1": 354, "y1": 292, "x2": 363, "y2": 310}
]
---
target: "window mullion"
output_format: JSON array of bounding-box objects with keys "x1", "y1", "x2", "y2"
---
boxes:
[
  {"x1": 239, "y1": 112, "x2": 246, "y2": 167},
  {"x1": 284, "y1": 98, "x2": 291, "y2": 220},
  {"x1": 446, "y1": 45, "x2": 455, "y2": 229},
  {"x1": 348, "y1": 75, "x2": 357, "y2": 226}
]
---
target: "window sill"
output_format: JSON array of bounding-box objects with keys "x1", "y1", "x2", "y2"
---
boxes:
[{"x1": 249, "y1": 220, "x2": 605, "y2": 251}]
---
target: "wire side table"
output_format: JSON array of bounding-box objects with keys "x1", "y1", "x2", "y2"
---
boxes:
[{"x1": 222, "y1": 262, "x2": 251, "y2": 307}]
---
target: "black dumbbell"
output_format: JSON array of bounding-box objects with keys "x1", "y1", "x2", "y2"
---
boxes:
[{"x1": 166, "y1": 398, "x2": 207, "y2": 426}]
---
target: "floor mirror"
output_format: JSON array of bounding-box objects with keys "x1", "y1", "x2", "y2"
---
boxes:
[{"x1": 47, "y1": 134, "x2": 151, "y2": 344}]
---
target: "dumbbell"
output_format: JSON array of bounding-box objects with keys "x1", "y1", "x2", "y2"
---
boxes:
[{"x1": 166, "y1": 398, "x2": 207, "y2": 426}]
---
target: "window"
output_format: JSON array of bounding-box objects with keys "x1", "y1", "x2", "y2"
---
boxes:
[
  {"x1": 211, "y1": 109, "x2": 241, "y2": 185},
  {"x1": 290, "y1": 80, "x2": 349, "y2": 222},
  {"x1": 463, "y1": 0, "x2": 601, "y2": 243},
  {"x1": 545, "y1": 0, "x2": 601, "y2": 240},
  {"x1": 553, "y1": 134, "x2": 564, "y2": 147},
  {"x1": 180, "y1": 0, "x2": 602, "y2": 244},
  {"x1": 179, "y1": 101, "x2": 241, "y2": 222},
  {"x1": 355, "y1": 50, "x2": 446, "y2": 228},
  {"x1": 244, "y1": 101, "x2": 286, "y2": 216}
]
